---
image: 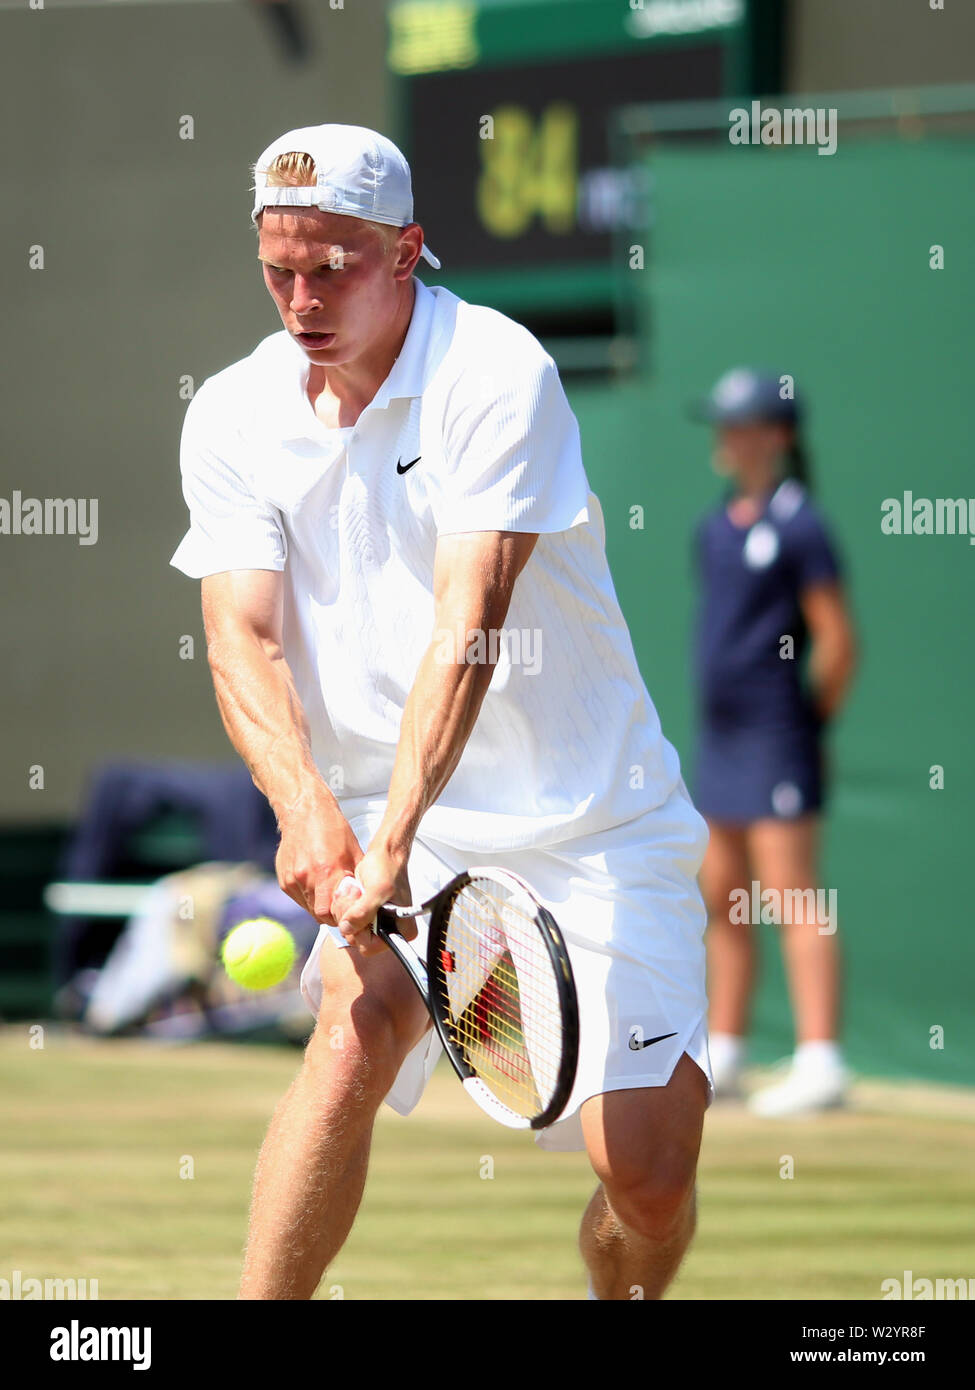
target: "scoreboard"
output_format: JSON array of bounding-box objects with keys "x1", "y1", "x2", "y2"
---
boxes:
[{"x1": 389, "y1": 0, "x2": 750, "y2": 370}]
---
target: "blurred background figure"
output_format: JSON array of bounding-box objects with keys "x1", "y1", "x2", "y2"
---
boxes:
[
  {"x1": 690, "y1": 369, "x2": 857, "y2": 1116},
  {"x1": 52, "y1": 760, "x2": 277, "y2": 1003},
  {"x1": 46, "y1": 760, "x2": 318, "y2": 1041}
]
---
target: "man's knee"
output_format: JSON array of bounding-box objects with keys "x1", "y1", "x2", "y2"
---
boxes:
[
  {"x1": 602, "y1": 1160, "x2": 697, "y2": 1244},
  {"x1": 585, "y1": 1060, "x2": 706, "y2": 1244}
]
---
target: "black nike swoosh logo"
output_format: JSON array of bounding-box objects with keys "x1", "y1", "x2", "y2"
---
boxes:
[
  {"x1": 396, "y1": 455, "x2": 421, "y2": 474},
  {"x1": 628, "y1": 1030, "x2": 678, "y2": 1051}
]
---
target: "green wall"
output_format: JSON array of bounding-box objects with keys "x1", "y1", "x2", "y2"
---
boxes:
[
  {"x1": 0, "y1": 2, "x2": 388, "y2": 825},
  {"x1": 568, "y1": 136, "x2": 974, "y2": 1085}
]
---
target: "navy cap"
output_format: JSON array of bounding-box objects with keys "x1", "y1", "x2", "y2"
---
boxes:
[{"x1": 691, "y1": 368, "x2": 802, "y2": 426}]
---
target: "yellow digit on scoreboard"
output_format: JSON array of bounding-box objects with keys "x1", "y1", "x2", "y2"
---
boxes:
[
  {"x1": 477, "y1": 102, "x2": 579, "y2": 240},
  {"x1": 535, "y1": 102, "x2": 578, "y2": 235},
  {"x1": 477, "y1": 105, "x2": 535, "y2": 238}
]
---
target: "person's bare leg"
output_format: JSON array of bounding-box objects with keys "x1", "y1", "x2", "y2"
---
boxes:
[
  {"x1": 700, "y1": 820, "x2": 754, "y2": 1037},
  {"x1": 579, "y1": 1054, "x2": 708, "y2": 1300},
  {"x1": 239, "y1": 947, "x2": 430, "y2": 1300},
  {"x1": 747, "y1": 816, "x2": 841, "y2": 1042},
  {"x1": 579, "y1": 1183, "x2": 697, "y2": 1302}
]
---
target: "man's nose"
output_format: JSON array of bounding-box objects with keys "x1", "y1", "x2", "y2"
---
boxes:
[{"x1": 290, "y1": 274, "x2": 325, "y2": 314}]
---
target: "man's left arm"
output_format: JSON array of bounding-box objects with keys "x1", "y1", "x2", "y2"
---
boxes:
[{"x1": 334, "y1": 528, "x2": 537, "y2": 952}]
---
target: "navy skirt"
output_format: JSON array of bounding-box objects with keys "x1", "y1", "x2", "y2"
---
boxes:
[{"x1": 694, "y1": 721, "x2": 825, "y2": 824}]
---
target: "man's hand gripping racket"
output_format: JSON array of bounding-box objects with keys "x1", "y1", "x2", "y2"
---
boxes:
[{"x1": 329, "y1": 870, "x2": 579, "y2": 1130}]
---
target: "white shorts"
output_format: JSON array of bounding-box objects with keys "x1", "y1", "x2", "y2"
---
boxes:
[{"x1": 299, "y1": 780, "x2": 713, "y2": 1152}]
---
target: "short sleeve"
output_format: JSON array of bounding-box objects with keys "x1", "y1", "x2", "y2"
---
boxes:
[
  {"x1": 791, "y1": 506, "x2": 842, "y2": 591},
  {"x1": 429, "y1": 353, "x2": 591, "y2": 536},
  {"x1": 170, "y1": 383, "x2": 287, "y2": 580}
]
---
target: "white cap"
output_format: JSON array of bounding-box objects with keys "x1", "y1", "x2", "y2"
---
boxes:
[{"x1": 251, "y1": 123, "x2": 440, "y2": 269}]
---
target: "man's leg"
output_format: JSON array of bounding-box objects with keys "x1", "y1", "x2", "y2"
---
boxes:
[
  {"x1": 239, "y1": 941, "x2": 430, "y2": 1299},
  {"x1": 579, "y1": 1053, "x2": 708, "y2": 1300}
]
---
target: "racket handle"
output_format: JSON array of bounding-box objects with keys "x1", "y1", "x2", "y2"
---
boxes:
[
  {"x1": 329, "y1": 875, "x2": 392, "y2": 947},
  {"x1": 332, "y1": 881, "x2": 428, "y2": 1001},
  {"x1": 327, "y1": 874, "x2": 362, "y2": 950},
  {"x1": 375, "y1": 906, "x2": 402, "y2": 939}
]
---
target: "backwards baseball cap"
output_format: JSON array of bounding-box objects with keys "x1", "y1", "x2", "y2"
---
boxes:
[
  {"x1": 251, "y1": 123, "x2": 441, "y2": 269},
  {"x1": 691, "y1": 368, "x2": 802, "y2": 426}
]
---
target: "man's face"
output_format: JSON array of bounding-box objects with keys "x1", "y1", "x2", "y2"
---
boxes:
[{"x1": 257, "y1": 209, "x2": 417, "y2": 365}]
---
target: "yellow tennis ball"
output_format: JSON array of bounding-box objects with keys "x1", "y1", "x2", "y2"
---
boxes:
[{"x1": 221, "y1": 918, "x2": 296, "y2": 991}]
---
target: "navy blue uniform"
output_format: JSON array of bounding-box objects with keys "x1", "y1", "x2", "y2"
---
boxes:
[{"x1": 692, "y1": 479, "x2": 841, "y2": 822}]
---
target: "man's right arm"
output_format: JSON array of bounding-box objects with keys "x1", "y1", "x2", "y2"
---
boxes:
[{"x1": 201, "y1": 568, "x2": 362, "y2": 922}]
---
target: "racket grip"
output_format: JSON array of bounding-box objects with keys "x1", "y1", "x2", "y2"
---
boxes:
[
  {"x1": 375, "y1": 906, "x2": 399, "y2": 937},
  {"x1": 327, "y1": 874, "x2": 362, "y2": 950}
]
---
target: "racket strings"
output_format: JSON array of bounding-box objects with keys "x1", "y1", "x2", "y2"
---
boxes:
[{"x1": 438, "y1": 881, "x2": 565, "y2": 1118}]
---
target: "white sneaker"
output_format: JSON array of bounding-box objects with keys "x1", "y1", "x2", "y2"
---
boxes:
[{"x1": 747, "y1": 1060, "x2": 848, "y2": 1117}]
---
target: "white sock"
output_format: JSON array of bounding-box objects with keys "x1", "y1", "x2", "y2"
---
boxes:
[
  {"x1": 793, "y1": 1040, "x2": 844, "y2": 1073},
  {"x1": 709, "y1": 1032, "x2": 744, "y2": 1072},
  {"x1": 587, "y1": 1278, "x2": 599, "y2": 1301}
]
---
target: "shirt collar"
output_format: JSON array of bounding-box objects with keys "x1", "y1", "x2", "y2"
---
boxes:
[{"x1": 274, "y1": 278, "x2": 439, "y2": 443}]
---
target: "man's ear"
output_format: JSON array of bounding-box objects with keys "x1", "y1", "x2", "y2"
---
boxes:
[{"x1": 393, "y1": 224, "x2": 425, "y2": 278}]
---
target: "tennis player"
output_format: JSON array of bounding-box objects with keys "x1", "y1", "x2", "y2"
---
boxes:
[
  {"x1": 171, "y1": 124, "x2": 713, "y2": 1300},
  {"x1": 690, "y1": 369, "x2": 857, "y2": 1115}
]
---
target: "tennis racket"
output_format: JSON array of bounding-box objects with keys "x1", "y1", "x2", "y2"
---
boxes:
[{"x1": 329, "y1": 869, "x2": 579, "y2": 1130}]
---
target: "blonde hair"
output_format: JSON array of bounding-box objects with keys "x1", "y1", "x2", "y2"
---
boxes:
[
  {"x1": 256, "y1": 151, "x2": 399, "y2": 254},
  {"x1": 263, "y1": 150, "x2": 315, "y2": 187}
]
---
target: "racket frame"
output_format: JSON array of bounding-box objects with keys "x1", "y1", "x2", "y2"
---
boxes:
[
  {"x1": 332, "y1": 869, "x2": 580, "y2": 1130},
  {"x1": 383, "y1": 868, "x2": 579, "y2": 1131}
]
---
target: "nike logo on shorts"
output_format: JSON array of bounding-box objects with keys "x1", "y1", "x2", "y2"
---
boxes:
[
  {"x1": 628, "y1": 1030, "x2": 678, "y2": 1051},
  {"x1": 396, "y1": 455, "x2": 421, "y2": 474}
]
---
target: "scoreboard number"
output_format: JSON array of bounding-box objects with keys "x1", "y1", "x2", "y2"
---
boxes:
[{"x1": 476, "y1": 103, "x2": 579, "y2": 239}]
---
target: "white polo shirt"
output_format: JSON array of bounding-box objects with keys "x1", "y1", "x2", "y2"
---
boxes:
[{"x1": 171, "y1": 279, "x2": 682, "y2": 851}]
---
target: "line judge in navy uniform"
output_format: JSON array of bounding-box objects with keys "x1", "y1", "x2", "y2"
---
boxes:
[{"x1": 690, "y1": 369, "x2": 857, "y2": 1116}]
